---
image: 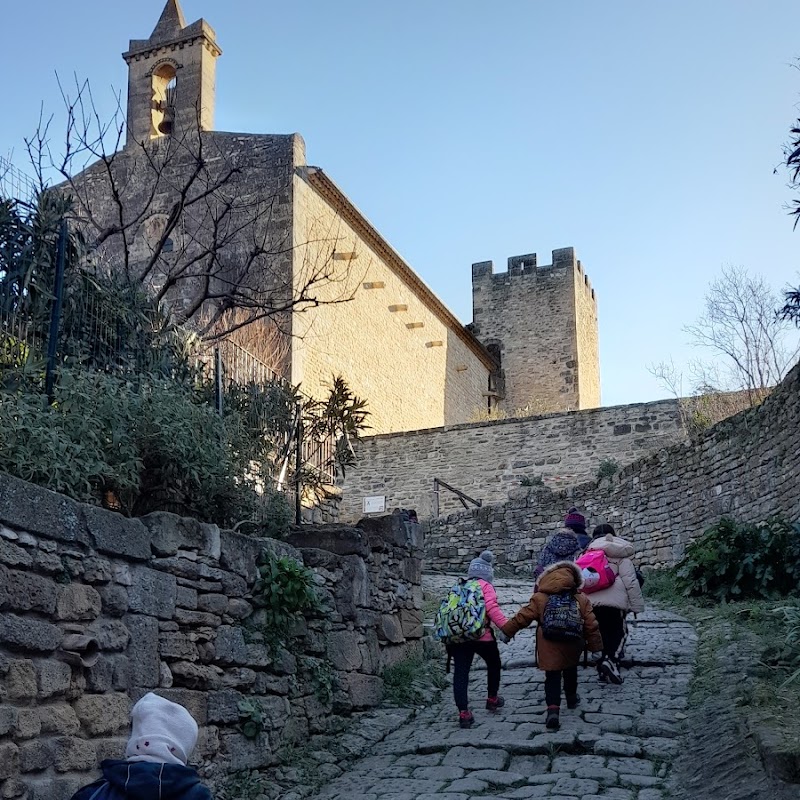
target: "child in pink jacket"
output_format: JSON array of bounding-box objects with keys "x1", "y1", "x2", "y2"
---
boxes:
[{"x1": 448, "y1": 550, "x2": 509, "y2": 728}]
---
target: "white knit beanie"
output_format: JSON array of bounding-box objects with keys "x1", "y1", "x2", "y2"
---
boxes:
[
  {"x1": 125, "y1": 692, "x2": 199, "y2": 766},
  {"x1": 467, "y1": 550, "x2": 494, "y2": 583}
]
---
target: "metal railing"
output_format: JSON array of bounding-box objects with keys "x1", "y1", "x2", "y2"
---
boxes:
[{"x1": 432, "y1": 478, "x2": 482, "y2": 518}]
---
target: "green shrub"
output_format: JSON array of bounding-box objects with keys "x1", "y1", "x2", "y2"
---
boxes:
[
  {"x1": 236, "y1": 698, "x2": 264, "y2": 739},
  {"x1": 251, "y1": 551, "x2": 320, "y2": 643},
  {"x1": 299, "y1": 656, "x2": 337, "y2": 705},
  {"x1": 641, "y1": 568, "x2": 678, "y2": 603},
  {"x1": 676, "y1": 517, "x2": 800, "y2": 602},
  {"x1": 0, "y1": 372, "x2": 141, "y2": 504},
  {"x1": 0, "y1": 368, "x2": 293, "y2": 534},
  {"x1": 597, "y1": 458, "x2": 620, "y2": 481}
]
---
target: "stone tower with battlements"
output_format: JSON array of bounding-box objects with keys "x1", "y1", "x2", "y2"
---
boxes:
[
  {"x1": 471, "y1": 247, "x2": 600, "y2": 413},
  {"x1": 123, "y1": 0, "x2": 221, "y2": 147}
]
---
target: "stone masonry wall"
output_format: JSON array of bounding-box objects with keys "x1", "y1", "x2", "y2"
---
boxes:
[
  {"x1": 71, "y1": 131, "x2": 300, "y2": 377},
  {"x1": 341, "y1": 397, "x2": 687, "y2": 522},
  {"x1": 0, "y1": 475, "x2": 422, "y2": 800},
  {"x1": 425, "y1": 360, "x2": 800, "y2": 575},
  {"x1": 471, "y1": 248, "x2": 599, "y2": 413}
]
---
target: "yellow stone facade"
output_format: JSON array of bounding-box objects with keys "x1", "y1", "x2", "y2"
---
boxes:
[
  {"x1": 574, "y1": 262, "x2": 601, "y2": 409},
  {"x1": 291, "y1": 170, "x2": 493, "y2": 434}
]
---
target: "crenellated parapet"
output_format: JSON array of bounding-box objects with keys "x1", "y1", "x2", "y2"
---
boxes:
[
  {"x1": 471, "y1": 246, "x2": 600, "y2": 412},
  {"x1": 472, "y1": 248, "x2": 596, "y2": 304}
]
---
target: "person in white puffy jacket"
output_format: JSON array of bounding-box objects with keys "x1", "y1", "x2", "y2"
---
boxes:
[{"x1": 585, "y1": 524, "x2": 645, "y2": 685}]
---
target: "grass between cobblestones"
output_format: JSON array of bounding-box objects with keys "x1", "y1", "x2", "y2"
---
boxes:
[
  {"x1": 645, "y1": 571, "x2": 800, "y2": 787},
  {"x1": 382, "y1": 655, "x2": 448, "y2": 707}
]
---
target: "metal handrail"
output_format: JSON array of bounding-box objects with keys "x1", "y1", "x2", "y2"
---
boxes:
[{"x1": 432, "y1": 478, "x2": 482, "y2": 518}]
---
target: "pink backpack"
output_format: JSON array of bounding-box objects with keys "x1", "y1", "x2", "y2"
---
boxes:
[{"x1": 576, "y1": 549, "x2": 616, "y2": 594}]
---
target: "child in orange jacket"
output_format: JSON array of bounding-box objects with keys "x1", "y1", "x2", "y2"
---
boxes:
[{"x1": 502, "y1": 560, "x2": 603, "y2": 730}]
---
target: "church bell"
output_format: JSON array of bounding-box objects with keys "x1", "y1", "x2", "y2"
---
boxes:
[{"x1": 157, "y1": 80, "x2": 178, "y2": 135}]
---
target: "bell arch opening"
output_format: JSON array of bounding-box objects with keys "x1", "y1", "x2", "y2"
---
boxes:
[{"x1": 151, "y1": 63, "x2": 178, "y2": 137}]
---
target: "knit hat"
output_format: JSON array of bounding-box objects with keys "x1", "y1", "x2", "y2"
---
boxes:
[
  {"x1": 564, "y1": 507, "x2": 587, "y2": 531},
  {"x1": 467, "y1": 550, "x2": 494, "y2": 583},
  {"x1": 125, "y1": 692, "x2": 199, "y2": 766}
]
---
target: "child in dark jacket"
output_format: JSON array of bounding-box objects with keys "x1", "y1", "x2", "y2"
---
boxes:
[
  {"x1": 502, "y1": 561, "x2": 603, "y2": 731},
  {"x1": 533, "y1": 527, "x2": 584, "y2": 582},
  {"x1": 70, "y1": 692, "x2": 212, "y2": 800}
]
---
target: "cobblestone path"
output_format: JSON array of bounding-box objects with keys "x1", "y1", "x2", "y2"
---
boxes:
[{"x1": 314, "y1": 576, "x2": 696, "y2": 800}]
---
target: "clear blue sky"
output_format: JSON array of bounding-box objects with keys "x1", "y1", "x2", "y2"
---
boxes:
[{"x1": 2, "y1": 1, "x2": 798, "y2": 407}]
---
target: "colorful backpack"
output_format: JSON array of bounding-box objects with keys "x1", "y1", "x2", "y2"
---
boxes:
[
  {"x1": 576, "y1": 549, "x2": 617, "y2": 594},
  {"x1": 540, "y1": 590, "x2": 583, "y2": 642},
  {"x1": 433, "y1": 578, "x2": 487, "y2": 644}
]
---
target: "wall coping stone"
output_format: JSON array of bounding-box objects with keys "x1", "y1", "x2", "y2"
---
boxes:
[
  {"x1": 0, "y1": 474, "x2": 88, "y2": 546},
  {"x1": 286, "y1": 526, "x2": 371, "y2": 558},
  {"x1": 353, "y1": 397, "x2": 683, "y2": 443}
]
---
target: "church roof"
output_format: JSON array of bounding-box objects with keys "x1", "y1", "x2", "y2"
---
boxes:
[{"x1": 304, "y1": 167, "x2": 497, "y2": 372}]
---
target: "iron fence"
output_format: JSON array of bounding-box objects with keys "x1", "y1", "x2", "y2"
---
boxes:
[
  {"x1": 0, "y1": 181, "x2": 338, "y2": 512},
  {"x1": 0, "y1": 155, "x2": 37, "y2": 206},
  {"x1": 209, "y1": 339, "x2": 337, "y2": 489}
]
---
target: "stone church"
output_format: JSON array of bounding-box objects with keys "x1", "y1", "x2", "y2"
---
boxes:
[{"x1": 73, "y1": 0, "x2": 600, "y2": 435}]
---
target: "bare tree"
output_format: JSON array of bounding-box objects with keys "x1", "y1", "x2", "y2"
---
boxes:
[
  {"x1": 24, "y1": 78, "x2": 362, "y2": 353},
  {"x1": 647, "y1": 357, "x2": 685, "y2": 399},
  {"x1": 684, "y1": 265, "x2": 800, "y2": 401}
]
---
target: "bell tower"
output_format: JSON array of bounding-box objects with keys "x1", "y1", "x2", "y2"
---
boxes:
[{"x1": 122, "y1": 0, "x2": 222, "y2": 147}]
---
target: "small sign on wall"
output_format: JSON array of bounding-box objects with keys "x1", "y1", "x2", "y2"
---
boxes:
[{"x1": 363, "y1": 496, "x2": 386, "y2": 514}]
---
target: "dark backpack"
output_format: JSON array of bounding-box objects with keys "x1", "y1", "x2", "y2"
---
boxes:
[{"x1": 541, "y1": 590, "x2": 583, "y2": 642}]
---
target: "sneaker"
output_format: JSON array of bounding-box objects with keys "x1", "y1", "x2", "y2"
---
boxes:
[
  {"x1": 459, "y1": 710, "x2": 475, "y2": 729},
  {"x1": 486, "y1": 696, "x2": 505, "y2": 712},
  {"x1": 598, "y1": 657, "x2": 624, "y2": 685},
  {"x1": 566, "y1": 694, "x2": 580, "y2": 709},
  {"x1": 545, "y1": 706, "x2": 560, "y2": 730}
]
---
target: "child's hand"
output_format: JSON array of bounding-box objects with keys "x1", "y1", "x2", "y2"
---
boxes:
[{"x1": 496, "y1": 630, "x2": 511, "y2": 644}]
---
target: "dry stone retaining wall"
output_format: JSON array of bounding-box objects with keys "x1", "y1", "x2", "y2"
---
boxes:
[
  {"x1": 342, "y1": 398, "x2": 687, "y2": 522},
  {"x1": 0, "y1": 475, "x2": 422, "y2": 800},
  {"x1": 426, "y1": 361, "x2": 800, "y2": 574}
]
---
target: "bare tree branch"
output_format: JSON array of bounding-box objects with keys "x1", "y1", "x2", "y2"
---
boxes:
[
  {"x1": 683, "y1": 265, "x2": 800, "y2": 400},
  {"x1": 23, "y1": 76, "x2": 362, "y2": 367}
]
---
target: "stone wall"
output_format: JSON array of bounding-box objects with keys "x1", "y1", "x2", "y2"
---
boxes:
[
  {"x1": 0, "y1": 475, "x2": 422, "y2": 800},
  {"x1": 470, "y1": 248, "x2": 599, "y2": 413},
  {"x1": 341, "y1": 397, "x2": 687, "y2": 522},
  {"x1": 425, "y1": 361, "x2": 800, "y2": 575}
]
